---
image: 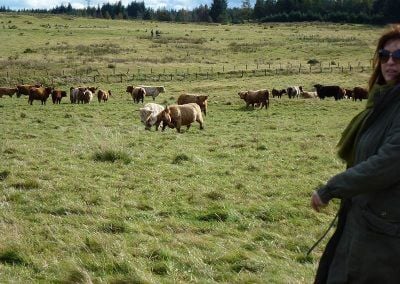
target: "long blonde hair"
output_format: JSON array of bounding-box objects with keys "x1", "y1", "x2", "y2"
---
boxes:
[{"x1": 368, "y1": 24, "x2": 400, "y2": 90}]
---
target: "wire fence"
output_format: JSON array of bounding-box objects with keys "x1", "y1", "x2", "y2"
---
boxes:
[{"x1": 0, "y1": 62, "x2": 372, "y2": 86}]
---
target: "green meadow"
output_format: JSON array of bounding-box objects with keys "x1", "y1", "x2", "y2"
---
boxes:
[{"x1": 0, "y1": 13, "x2": 384, "y2": 283}]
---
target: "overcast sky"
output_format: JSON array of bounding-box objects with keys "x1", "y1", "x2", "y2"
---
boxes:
[{"x1": 1, "y1": 0, "x2": 248, "y2": 11}]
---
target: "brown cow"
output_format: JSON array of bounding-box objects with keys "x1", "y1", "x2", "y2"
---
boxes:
[
  {"x1": 352, "y1": 87, "x2": 368, "y2": 101},
  {"x1": 156, "y1": 103, "x2": 204, "y2": 133},
  {"x1": 28, "y1": 87, "x2": 53, "y2": 105},
  {"x1": 238, "y1": 89, "x2": 269, "y2": 109},
  {"x1": 0, "y1": 87, "x2": 17, "y2": 98},
  {"x1": 51, "y1": 90, "x2": 67, "y2": 104},
  {"x1": 16, "y1": 83, "x2": 42, "y2": 98},
  {"x1": 126, "y1": 86, "x2": 145, "y2": 103},
  {"x1": 97, "y1": 89, "x2": 111, "y2": 103},
  {"x1": 177, "y1": 93, "x2": 208, "y2": 116}
]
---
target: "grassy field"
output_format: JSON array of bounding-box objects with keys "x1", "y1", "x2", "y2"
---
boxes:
[{"x1": 0, "y1": 14, "x2": 385, "y2": 283}]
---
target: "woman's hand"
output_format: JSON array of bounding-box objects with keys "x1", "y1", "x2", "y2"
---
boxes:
[{"x1": 310, "y1": 191, "x2": 327, "y2": 212}]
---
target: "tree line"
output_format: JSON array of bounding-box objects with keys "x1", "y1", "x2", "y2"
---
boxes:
[{"x1": 0, "y1": 0, "x2": 398, "y2": 25}]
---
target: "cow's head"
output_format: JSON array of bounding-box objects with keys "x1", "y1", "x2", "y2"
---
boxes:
[
  {"x1": 238, "y1": 91, "x2": 247, "y2": 100},
  {"x1": 157, "y1": 86, "x2": 166, "y2": 93},
  {"x1": 126, "y1": 86, "x2": 133, "y2": 93},
  {"x1": 161, "y1": 107, "x2": 173, "y2": 127},
  {"x1": 314, "y1": 84, "x2": 323, "y2": 90}
]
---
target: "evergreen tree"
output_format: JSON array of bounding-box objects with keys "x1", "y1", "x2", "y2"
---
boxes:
[
  {"x1": 210, "y1": 0, "x2": 228, "y2": 22},
  {"x1": 242, "y1": 0, "x2": 252, "y2": 20},
  {"x1": 254, "y1": 0, "x2": 265, "y2": 19}
]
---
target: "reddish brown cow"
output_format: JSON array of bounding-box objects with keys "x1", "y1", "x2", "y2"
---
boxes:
[
  {"x1": 16, "y1": 84, "x2": 42, "y2": 98},
  {"x1": 97, "y1": 89, "x2": 112, "y2": 103},
  {"x1": 51, "y1": 90, "x2": 67, "y2": 104},
  {"x1": 352, "y1": 87, "x2": 368, "y2": 101},
  {"x1": 0, "y1": 87, "x2": 17, "y2": 98},
  {"x1": 238, "y1": 89, "x2": 269, "y2": 109},
  {"x1": 28, "y1": 87, "x2": 53, "y2": 105},
  {"x1": 177, "y1": 94, "x2": 208, "y2": 116}
]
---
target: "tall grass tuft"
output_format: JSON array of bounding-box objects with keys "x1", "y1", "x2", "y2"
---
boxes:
[
  {"x1": 0, "y1": 170, "x2": 10, "y2": 181},
  {"x1": 0, "y1": 249, "x2": 26, "y2": 265},
  {"x1": 11, "y1": 178, "x2": 40, "y2": 190},
  {"x1": 172, "y1": 154, "x2": 190, "y2": 164},
  {"x1": 92, "y1": 149, "x2": 131, "y2": 164},
  {"x1": 198, "y1": 210, "x2": 229, "y2": 222},
  {"x1": 63, "y1": 267, "x2": 93, "y2": 284}
]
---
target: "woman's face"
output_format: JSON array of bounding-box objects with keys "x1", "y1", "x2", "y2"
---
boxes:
[{"x1": 381, "y1": 39, "x2": 400, "y2": 83}]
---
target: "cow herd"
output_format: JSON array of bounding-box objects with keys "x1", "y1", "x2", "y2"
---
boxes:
[
  {"x1": 0, "y1": 84, "x2": 113, "y2": 105},
  {"x1": 237, "y1": 84, "x2": 369, "y2": 110},
  {"x1": 0, "y1": 81, "x2": 369, "y2": 133}
]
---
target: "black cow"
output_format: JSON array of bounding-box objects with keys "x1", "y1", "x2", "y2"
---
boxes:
[{"x1": 314, "y1": 84, "x2": 345, "y2": 100}]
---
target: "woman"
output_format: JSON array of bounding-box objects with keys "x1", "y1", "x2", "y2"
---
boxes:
[{"x1": 311, "y1": 25, "x2": 400, "y2": 283}]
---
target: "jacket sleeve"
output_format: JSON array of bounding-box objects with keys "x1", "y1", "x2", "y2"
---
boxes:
[{"x1": 317, "y1": 113, "x2": 400, "y2": 204}]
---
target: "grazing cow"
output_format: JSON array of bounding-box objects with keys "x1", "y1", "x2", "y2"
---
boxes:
[
  {"x1": 139, "y1": 85, "x2": 165, "y2": 101},
  {"x1": 238, "y1": 89, "x2": 269, "y2": 109},
  {"x1": 314, "y1": 84, "x2": 345, "y2": 100},
  {"x1": 28, "y1": 86, "x2": 53, "y2": 105},
  {"x1": 352, "y1": 87, "x2": 368, "y2": 101},
  {"x1": 16, "y1": 84, "x2": 42, "y2": 98},
  {"x1": 51, "y1": 90, "x2": 67, "y2": 104},
  {"x1": 300, "y1": 91, "x2": 318, "y2": 99},
  {"x1": 0, "y1": 87, "x2": 17, "y2": 98},
  {"x1": 177, "y1": 93, "x2": 208, "y2": 116},
  {"x1": 97, "y1": 89, "x2": 111, "y2": 103},
  {"x1": 271, "y1": 88, "x2": 286, "y2": 98},
  {"x1": 139, "y1": 103, "x2": 165, "y2": 130},
  {"x1": 287, "y1": 86, "x2": 303, "y2": 99},
  {"x1": 157, "y1": 103, "x2": 204, "y2": 133}
]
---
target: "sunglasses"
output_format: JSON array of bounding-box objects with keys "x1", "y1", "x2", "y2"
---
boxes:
[{"x1": 378, "y1": 49, "x2": 400, "y2": 64}]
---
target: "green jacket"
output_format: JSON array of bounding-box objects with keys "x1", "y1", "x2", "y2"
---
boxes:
[{"x1": 316, "y1": 86, "x2": 400, "y2": 283}]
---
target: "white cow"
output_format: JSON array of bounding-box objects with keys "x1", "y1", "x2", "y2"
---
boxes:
[
  {"x1": 139, "y1": 103, "x2": 165, "y2": 130},
  {"x1": 139, "y1": 85, "x2": 165, "y2": 101}
]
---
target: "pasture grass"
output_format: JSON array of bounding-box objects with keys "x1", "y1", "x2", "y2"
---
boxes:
[{"x1": 0, "y1": 13, "x2": 381, "y2": 283}]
